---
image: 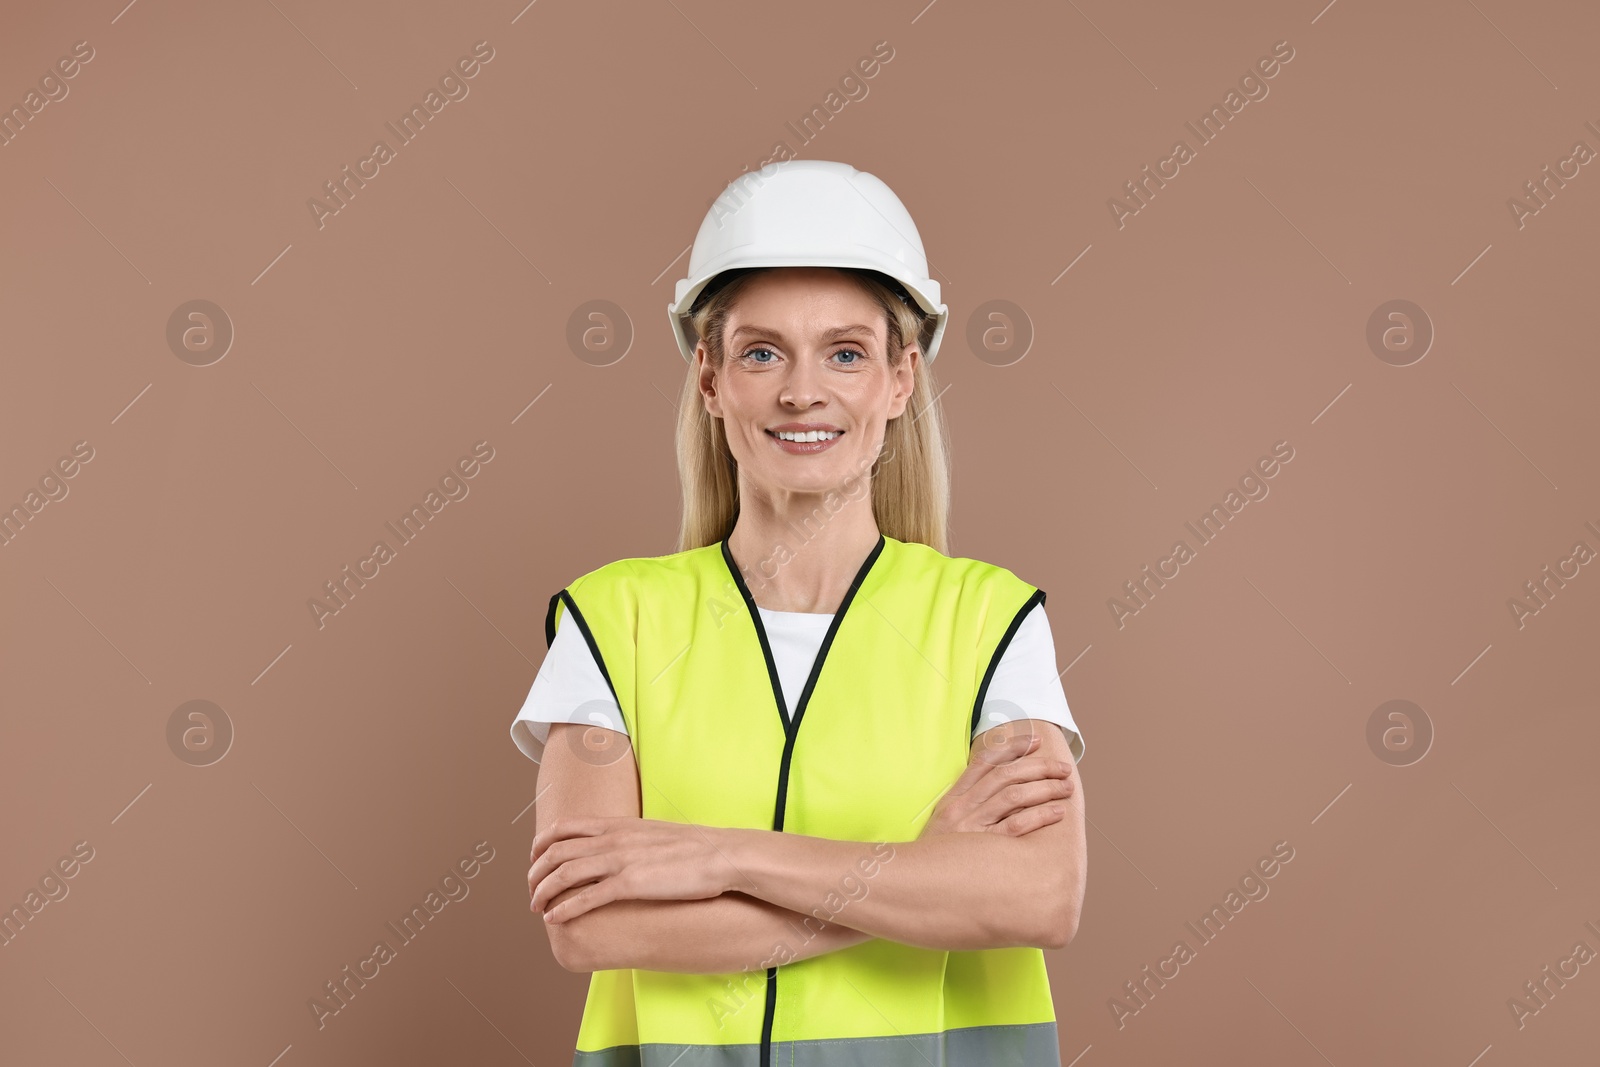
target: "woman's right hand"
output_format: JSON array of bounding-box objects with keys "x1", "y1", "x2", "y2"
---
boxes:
[{"x1": 919, "y1": 723, "x2": 1076, "y2": 839}]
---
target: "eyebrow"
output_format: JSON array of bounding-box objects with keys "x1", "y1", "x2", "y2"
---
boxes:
[{"x1": 729, "y1": 324, "x2": 879, "y2": 342}]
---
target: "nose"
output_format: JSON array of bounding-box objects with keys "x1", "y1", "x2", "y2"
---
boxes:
[{"x1": 779, "y1": 351, "x2": 825, "y2": 409}]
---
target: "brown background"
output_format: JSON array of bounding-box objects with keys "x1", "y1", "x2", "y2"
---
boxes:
[{"x1": 3, "y1": 0, "x2": 1598, "y2": 1064}]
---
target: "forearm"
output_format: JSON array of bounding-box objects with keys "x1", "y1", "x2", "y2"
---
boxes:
[
  {"x1": 547, "y1": 885, "x2": 872, "y2": 974},
  {"x1": 720, "y1": 829, "x2": 1071, "y2": 952}
]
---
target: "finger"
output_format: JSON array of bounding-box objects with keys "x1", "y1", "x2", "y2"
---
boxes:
[
  {"x1": 939, "y1": 732, "x2": 1054, "y2": 822},
  {"x1": 546, "y1": 864, "x2": 635, "y2": 924},
  {"x1": 543, "y1": 880, "x2": 593, "y2": 923},
  {"x1": 961, "y1": 754, "x2": 1068, "y2": 813},
  {"x1": 947, "y1": 748, "x2": 1011, "y2": 806},
  {"x1": 979, "y1": 779, "x2": 1073, "y2": 825},
  {"x1": 528, "y1": 855, "x2": 589, "y2": 902},
  {"x1": 945, "y1": 734, "x2": 1026, "y2": 798},
  {"x1": 1006, "y1": 756, "x2": 1074, "y2": 795},
  {"x1": 547, "y1": 877, "x2": 618, "y2": 925},
  {"x1": 535, "y1": 816, "x2": 621, "y2": 858},
  {"x1": 527, "y1": 837, "x2": 603, "y2": 895},
  {"x1": 995, "y1": 803, "x2": 1066, "y2": 837},
  {"x1": 531, "y1": 818, "x2": 602, "y2": 864},
  {"x1": 946, "y1": 733, "x2": 1037, "y2": 813},
  {"x1": 527, "y1": 851, "x2": 561, "y2": 894},
  {"x1": 999, "y1": 755, "x2": 1072, "y2": 792},
  {"x1": 969, "y1": 728, "x2": 1034, "y2": 770},
  {"x1": 972, "y1": 726, "x2": 1041, "y2": 768},
  {"x1": 532, "y1": 854, "x2": 608, "y2": 914},
  {"x1": 535, "y1": 872, "x2": 594, "y2": 914}
]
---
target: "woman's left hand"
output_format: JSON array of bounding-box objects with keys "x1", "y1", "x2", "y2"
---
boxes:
[{"x1": 529, "y1": 816, "x2": 746, "y2": 923}]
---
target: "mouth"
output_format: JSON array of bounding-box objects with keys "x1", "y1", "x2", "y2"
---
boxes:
[{"x1": 765, "y1": 428, "x2": 844, "y2": 454}]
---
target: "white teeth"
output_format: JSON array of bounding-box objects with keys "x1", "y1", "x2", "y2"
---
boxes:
[{"x1": 773, "y1": 430, "x2": 841, "y2": 442}]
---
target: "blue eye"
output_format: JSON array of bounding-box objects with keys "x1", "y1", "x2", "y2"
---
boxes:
[{"x1": 739, "y1": 346, "x2": 864, "y2": 365}]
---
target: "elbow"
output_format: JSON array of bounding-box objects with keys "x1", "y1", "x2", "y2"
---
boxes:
[
  {"x1": 997, "y1": 889, "x2": 1076, "y2": 951},
  {"x1": 1039, "y1": 906, "x2": 1078, "y2": 951},
  {"x1": 546, "y1": 918, "x2": 599, "y2": 973},
  {"x1": 1037, "y1": 876, "x2": 1083, "y2": 951}
]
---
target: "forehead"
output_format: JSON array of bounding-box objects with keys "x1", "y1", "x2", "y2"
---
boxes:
[{"x1": 725, "y1": 269, "x2": 883, "y2": 338}]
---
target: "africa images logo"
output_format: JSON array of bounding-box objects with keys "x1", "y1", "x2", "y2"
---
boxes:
[
  {"x1": 1107, "y1": 441, "x2": 1295, "y2": 628},
  {"x1": 1107, "y1": 39, "x2": 1297, "y2": 229},
  {"x1": 306, "y1": 41, "x2": 496, "y2": 230}
]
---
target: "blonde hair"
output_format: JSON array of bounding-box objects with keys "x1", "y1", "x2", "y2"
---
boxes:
[{"x1": 675, "y1": 267, "x2": 951, "y2": 555}]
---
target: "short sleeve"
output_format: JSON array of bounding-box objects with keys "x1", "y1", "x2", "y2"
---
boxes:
[
  {"x1": 509, "y1": 610, "x2": 629, "y2": 765},
  {"x1": 973, "y1": 602, "x2": 1086, "y2": 762}
]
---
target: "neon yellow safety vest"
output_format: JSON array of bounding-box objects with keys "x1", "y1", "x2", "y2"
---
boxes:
[{"x1": 544, "y1": 532, "x2": 1062, "y2": 1066}]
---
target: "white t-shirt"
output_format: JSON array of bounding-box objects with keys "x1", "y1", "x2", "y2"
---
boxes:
[{"x1": 509, "y1": 601, "x2": 1085, "y2": 765}]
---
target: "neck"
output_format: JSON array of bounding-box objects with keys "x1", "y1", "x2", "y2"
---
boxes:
[{"x1": 725, "y1": 487, "x2": 881, "y2": 614}]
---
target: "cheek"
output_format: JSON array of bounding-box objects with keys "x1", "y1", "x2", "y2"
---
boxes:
[
  {"x1": 719, "y1": 383, "x2": 775, "y2": 439},
  {"x1": 717, "y1": 411, "x2": 766, "y2": 459}
]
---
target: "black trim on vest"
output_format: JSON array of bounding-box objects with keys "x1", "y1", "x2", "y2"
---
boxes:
[
  {"x1": 543, "y1": 591, "x2": 563, "y2": 649},
  {"x1": 718, "y1": 530, "x2": 887, "y2": 1067},
  {"x1": 970, "y1": 588, "x2": 1047, "y2": 739},
  {"x1": 544, "y1": 588, "x2": 624, "y2": 713}
]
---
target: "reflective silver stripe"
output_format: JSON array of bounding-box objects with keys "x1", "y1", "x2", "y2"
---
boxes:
[{"x1": 573, "y1": 1022, "x2": 1061, "y2": 1067}]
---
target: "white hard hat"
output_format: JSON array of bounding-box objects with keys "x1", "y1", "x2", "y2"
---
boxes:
[{"x1": 668, "y1": 159, "x2": 949, "y2": 364}]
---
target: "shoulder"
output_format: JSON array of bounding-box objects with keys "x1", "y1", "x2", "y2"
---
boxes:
[
  {"x1": 547, "y1": 544, "x2": 722, "y2": 649},
  {"x1": 564, "y1": 542, "x2": 724, "y2": 598},
  {"x1": 887, "y1": 537, "x2": 1039, "y2": 597}
]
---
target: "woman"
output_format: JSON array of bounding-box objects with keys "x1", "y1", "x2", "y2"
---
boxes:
[{"x1": 513, "y1": 160, "x2": 1087, "y2": 1066}]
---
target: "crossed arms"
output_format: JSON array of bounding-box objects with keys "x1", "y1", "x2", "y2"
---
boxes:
[{"x1": 527, "y1": 719, "x2": 1087, "y2": 974}]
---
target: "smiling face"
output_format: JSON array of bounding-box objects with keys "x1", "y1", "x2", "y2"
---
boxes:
[{"x1": 696, "y1": 267, "x2": 918, "y2": 502}]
